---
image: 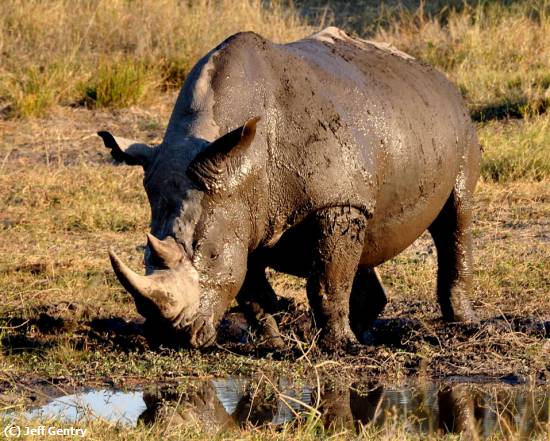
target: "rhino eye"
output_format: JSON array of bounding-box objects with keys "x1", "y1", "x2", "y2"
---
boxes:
[{"x1": 210, "y1": 252, "x2": 219, "y2": 260}]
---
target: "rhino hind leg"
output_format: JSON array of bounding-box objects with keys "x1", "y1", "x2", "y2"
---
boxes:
[
  {"x1": 306, "y1": 206, "x2": 368, "y2": 352},
  {"x1": 236, "y1": 265, "x2": 285, "y2": 349},
  {"x1": 429, "y1": 188, "x2": 477, "y2": 322},
  {"x1": 349, "y1": 267, "x2": 388, "y2": 342}
]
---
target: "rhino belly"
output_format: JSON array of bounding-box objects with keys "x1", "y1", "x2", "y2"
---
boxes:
[
  {"x1": 358, "y1": 168, "x2": 455, "y2": 267},
  {"x1": 260, "y1": 171, "x2": 452, "y2": 276}
]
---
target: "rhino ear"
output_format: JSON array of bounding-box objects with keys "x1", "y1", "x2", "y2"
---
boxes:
[
  {"x1": 97, "y1": 131, "x2": 155, "y2": 167},
  {"x1": 186, "y1": 116, "x2": 260, "y2": 192}
]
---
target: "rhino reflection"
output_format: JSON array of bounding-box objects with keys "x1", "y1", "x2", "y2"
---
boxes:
[
  {"x1": 138, "y1": 379, "x2": 280, "y2": 431},
  {"x1": 138, "y1": 382, "x2": 234, "y2": 432},
  {"x1": 138, "y1": 379, "x2": 549, "y2": 437},
  {"x1": 361, "y1": 384, "x2": 549, "y2": 438}
]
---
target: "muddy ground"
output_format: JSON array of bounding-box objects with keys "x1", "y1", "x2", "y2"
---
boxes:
[{"x1": 0, "y1": 100, "x2": 548, "y2": 414}]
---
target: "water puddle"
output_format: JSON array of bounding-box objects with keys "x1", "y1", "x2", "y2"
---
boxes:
[
  {"x1": 5, "y1": 378, "x2": 549, "y2": 437},
  {"x1": 24, "y1": 390, "x2": 145, "y2": 426}
]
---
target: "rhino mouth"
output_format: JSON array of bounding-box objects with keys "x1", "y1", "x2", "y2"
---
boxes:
[
  {"x1": 142, "y1": 312, "x2": 216, "y2": 349},
  {"x1": 177, "y1": 314, "x2": 217, "y2": 348}
]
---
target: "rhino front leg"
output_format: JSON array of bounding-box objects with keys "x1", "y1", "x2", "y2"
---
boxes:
[
  {"x1": 319, "y1": 382, "x2": 354, "y2": 430},
  {"x1": 349, "y1": 267, "x2": 388, "y2": 342},
  {"x1": 429, "y1": 188, "x2": 477, "y2": 322},
  {"x1": 236, "y1": 265, "x2": 285, "y2": 349},
  {"x1": 307, "y1": 206, "x2": 367, "y2": 352}
]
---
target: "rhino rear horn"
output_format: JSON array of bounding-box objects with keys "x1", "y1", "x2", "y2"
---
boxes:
[
  {"x1": 146, "y1": 233, "x2": 184, "y2": 269},
  {"x1": 97, "y1": 131, "x2": 155, "y2": 167}
]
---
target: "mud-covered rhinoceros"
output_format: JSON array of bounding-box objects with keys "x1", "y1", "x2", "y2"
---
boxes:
[{"x1": 99, "y1": 27, "x2": 480, "y2": 351}]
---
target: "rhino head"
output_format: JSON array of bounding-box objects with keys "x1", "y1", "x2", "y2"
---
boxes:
[{"x1": 98, "y1": 117, "x2": 264, "y2": 348}]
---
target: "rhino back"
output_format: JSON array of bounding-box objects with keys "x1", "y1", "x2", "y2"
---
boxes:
[
  {"x1": 169, "y1": 29, "x2": 478, "y2": 263},
  {"x1": 279, "y1": 27, "x2": 479, "y2": 263}
]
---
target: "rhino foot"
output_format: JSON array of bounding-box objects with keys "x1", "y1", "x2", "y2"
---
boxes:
[
  {"x1": 441, "y1": 289, "x2": 478, "y2": 323},
  {"x1": 444, "y1": 308, "x2": 478, "y2": 324},
  {"x1": 318, "y1": 327, "x2": 362, "y2": 355}
]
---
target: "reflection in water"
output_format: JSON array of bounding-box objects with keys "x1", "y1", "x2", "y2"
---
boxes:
[{"x1": 16, "y1": 379, "x2": 549, "y2": 438}]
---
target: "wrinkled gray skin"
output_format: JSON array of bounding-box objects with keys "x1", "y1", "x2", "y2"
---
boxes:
[{"x1": 100, "y1": 27, "x2": 480, "y2": 351}]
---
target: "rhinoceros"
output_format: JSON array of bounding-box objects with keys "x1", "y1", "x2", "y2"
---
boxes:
[{"x1": 99, "y1": 27, "x2": 480, "y2": 351}]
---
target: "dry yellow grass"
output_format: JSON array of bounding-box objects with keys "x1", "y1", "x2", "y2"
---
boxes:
[
  {"x1": 300, "y1": 0, "x2": 550, "y2": 120},
  {"x1": 479, "y1": 114, "x2": 550, "y2": 182},
  {"x1": 0, "y1": 0, "x2": 310, "y2": 116},
  {"x1": 2, "y1": 1, "x2": 549, "y2": 122},
  {"x1": 373, "y1": 1, "x2": 550, "y2": 119},
  {"x1": 0, "y1": 0, "x2": 548, "y2": 375}
]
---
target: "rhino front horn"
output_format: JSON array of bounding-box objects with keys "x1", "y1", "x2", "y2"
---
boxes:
[
  {"x1": 109, "y1": 249, "x2": 160, "y2": 304},
  {"x1": 146, "y1": 233, "x2": 183, "y2": 269},
  {"x1": 108, "y1": 249, "x2": 195, "y2": 322}
]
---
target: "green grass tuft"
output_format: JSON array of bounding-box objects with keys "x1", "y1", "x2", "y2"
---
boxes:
[
  {"x1": 81, "y1": 60, "x2": 159, "y2": 109},
  {"x1": 0, "y1": 65, "x2": 66, "y2": 118}
]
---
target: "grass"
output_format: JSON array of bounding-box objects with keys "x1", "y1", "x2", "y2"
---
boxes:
[
  {"x1": 479, "y1": 114, "x2": 550, "y2": 182},
  {"x1": 371, "y1": 1, "x2": 550, "y2": 120},
  {"x1": 2, "y1": 1, "x2": 549, "y2": 122},
  {"x1": 0, "y1": 0, "x2": 549, "y2": 439},
  {"x1": 82, "y1": 60, "x2": 160, "y2": 109},
  {"x1": 0, "y1": 419, "x2": 545, "y2": 440},
  {"x1": 0, "y1": 0, "x2": 310, "y2": 117}
]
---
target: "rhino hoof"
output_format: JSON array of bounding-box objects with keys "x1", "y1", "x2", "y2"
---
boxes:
[{"x1": 319, "y1": 331, "x2": 361, "y2": 355}]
